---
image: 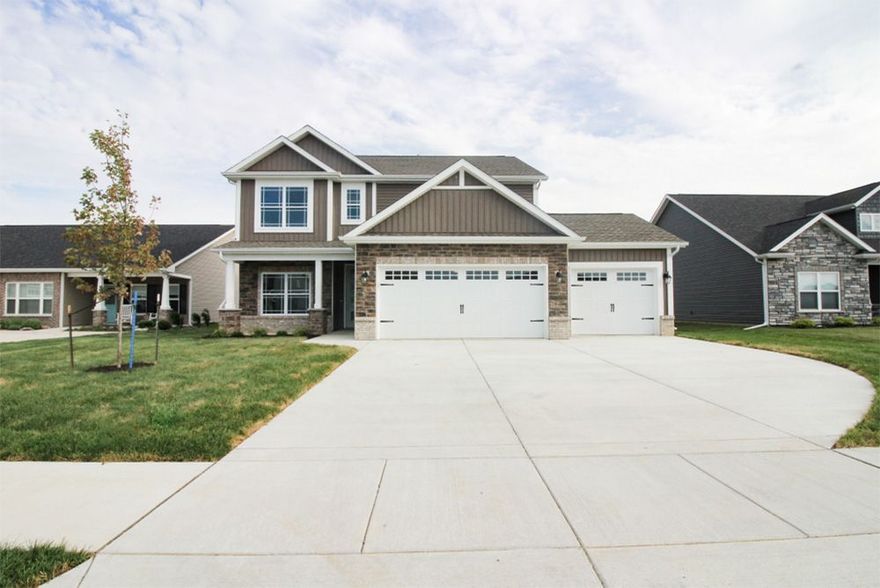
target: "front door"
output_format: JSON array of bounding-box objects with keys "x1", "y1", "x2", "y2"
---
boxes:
[{"x1": 343, "y1": 263, "x2": 354, "y2": 329}]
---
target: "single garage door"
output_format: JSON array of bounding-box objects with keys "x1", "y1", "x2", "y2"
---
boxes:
[
  {"x1": 570, "y1": 264, "x2": 661, "y2": 335},
  {"x1": 376, "y1": 265, "x2": 547, "y2": 339}
]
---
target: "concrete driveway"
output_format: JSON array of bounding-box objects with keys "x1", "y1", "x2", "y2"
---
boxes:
[{"x1": 51, "y1": 336, "x2": 879, "y2": 587}]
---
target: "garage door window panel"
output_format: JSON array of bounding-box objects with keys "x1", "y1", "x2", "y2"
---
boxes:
[
  {"x1": 506, "y1": 270, "x2": 538, "y2": 281},
  {"x1": 466, "y1": 270, "x2": 498, "y2": 280},
  {"x1": 425, "y1": 270, "x2": 458, "y2": 280},
  {"x1": 385, "y1": 270, "x2": 418, "y2": 281},
  {"x1": 577, "y1": 272, "x2": 607, "y2": 282},
  {"x1": 617, "y1": 272, "x2": 647, "y2": 282}
]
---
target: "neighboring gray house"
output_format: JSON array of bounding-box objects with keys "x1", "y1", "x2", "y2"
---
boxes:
[
  {"x1": 0, "y1": 225, "x2": 234, "y2": 327},
  {"x1": 216, "y1": 125, "x2": 687, "y2": 339},
  {"x1": 652, "y1": 182, "x2": 879, "y2": 326}
]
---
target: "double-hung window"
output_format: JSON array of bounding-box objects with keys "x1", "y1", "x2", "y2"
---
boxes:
[
  {"x1": 261, "y1": 273, "x2": 311, "y2": 315},
  {"x1": 859, "y1": 213, "x2": 880, "y2": 232},
  {"x1": 256, "y1": 181, "x2": 313, "y2": 232},
  {"x1": 5, "y1": 282, "x2": 53, "y2": 315},
  {"x1": 797, "y1": 271, "x2": 840, "y2": 311},
  {"x1": 341, "y1": 183, "x2": 366, "y2": 224}
]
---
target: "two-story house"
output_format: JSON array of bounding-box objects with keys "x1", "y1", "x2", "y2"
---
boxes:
[
  {"x1": 651, "y1": 182, "x2": 879, "y2": 326},
  {"x1": 217, "y1": 126, "x2": 687, "y2": 340}
]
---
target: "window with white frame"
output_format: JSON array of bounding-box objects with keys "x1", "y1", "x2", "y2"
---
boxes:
[
  {"x1": 169, "y1": 283, "x2": 181, "y2": 313},
  {"x1": 859, "y1": 213, "x2": 880, "y2": 232},
  {"x1": 5, "y1": 282, "x2": 54, "y2": 315},
  {"x1": 342, "y1": 183, "x2": 366, "y2": 224},
  {"x1": 798, "y1": 271, "x2": 840, "y2": 311},
  {"x1": 261, "y1": 273, "x2": 311, "y2": 315},
  {"x1": 257, "y1": 181, "x2": 312, "y2": 231}
]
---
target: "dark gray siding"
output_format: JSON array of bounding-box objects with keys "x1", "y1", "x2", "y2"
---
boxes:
[{"x1": 656, "y1": 203, "x2": 763, "y2": 324}]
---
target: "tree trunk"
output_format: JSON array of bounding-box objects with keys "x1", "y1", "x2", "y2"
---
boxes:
[{"x1": 116, "y1": 293, "x2": 123, "y2": 368}]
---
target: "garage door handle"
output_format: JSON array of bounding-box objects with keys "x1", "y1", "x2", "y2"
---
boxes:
[
  {"x1": 642, "y1": 317, "x2": 655, "y2": 321},
  {"x1": 460, "y1": 304, "x2": 464, "y2": 314},
  {"x1": 530, "y1": 283, "x2": 544, "y2": 286},
  {"x1": 530, "y1": 319, "x2": 544, "y2": 323},
  {"x1": 379, "y1": 320, "x2": 394, "y2": 323},
  {"x1": 571, "y1": 284, "x2": 583, "y2": 288},
  {"x1": 610, "y1": 303, "x2": 615, "y2": 312},
  {"x1": 380, "y1": 283, "x2": 394, "y2": 286},
  {"x1": 572, "y1": 317, "x2": 584, "y2": 321},
  {"x1": 641, "y1": 283, "x2": 654, "y2": 287}
]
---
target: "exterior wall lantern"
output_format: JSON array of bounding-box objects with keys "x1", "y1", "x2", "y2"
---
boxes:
[
  {"x1": 663, "y1": 271, "x2": 672, "y2": 285},
  {"x1": 360, "y1": 271, "x2": 370, "y2": 284},
  {"x1": 555, "y1": 270, "x2": 564, "y2": 283}
]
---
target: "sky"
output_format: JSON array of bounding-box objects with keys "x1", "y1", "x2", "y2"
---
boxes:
[{"x1": 1, "y1": 0, "x2": 878, "y2": 225}]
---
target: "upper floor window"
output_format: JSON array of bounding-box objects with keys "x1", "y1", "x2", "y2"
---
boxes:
[
  {"x1": 342, "y1": 183, "x2": 366, "y2": 225},
  {"x1": 5, "y1": 282, "x2": 53, "y2": 316},
  {"x1": 798, "y1": 271, "x2": 839, "y2": 311},
  {"x1": 255, "y1": 180, "x2": 313, "y2": 232},
  {"x1": 859, "y1": 213, "x2": 880, "y2": 232}
]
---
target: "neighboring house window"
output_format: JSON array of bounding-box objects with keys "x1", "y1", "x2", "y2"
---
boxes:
[
  {"x1": 256, "y1": 181, "x2": 313, "y2": 232},
  {"x1": 798, "y1": 271, "x2": 840, "y2": 311},
  {"x1": 341, "y1": 183, "x2": 366, "y2": 224},
  {"x1": 5, "y1": 282, "x2": 53, "y2": 315},
  {"x1": 261, "y1": 273, "x2": 310, "y2": 315},
  {"x1": 169, "y1": 284, "x2": 181, "y2": 313},
  {"x1": 132, "y1": 284, "x2": 148, "y2": 314},
  {"x1": 859, "y1": 213, "x2": 880, "y2": 232}
]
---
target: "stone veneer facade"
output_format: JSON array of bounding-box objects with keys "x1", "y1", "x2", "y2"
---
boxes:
[
  {"x1": 354, "y1": 243, "x2": 570, "y2": 340},
  {"x1": 766, "y1": 223, "x2": 872, "y2": 325},
  {"x1": 0, "y1": 272, "x2": 62, "y2": 328}
]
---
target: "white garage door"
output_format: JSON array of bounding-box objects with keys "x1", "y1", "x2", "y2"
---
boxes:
[
  {"x1": 376, "y1": 265, "x2": 547, "y2": 339},
  {"x1": 570, "y1": 265, "x2": 661, "y2": 335}
]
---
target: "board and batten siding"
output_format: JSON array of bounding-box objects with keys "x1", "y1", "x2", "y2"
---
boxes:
[
  {"x1": 656, "y1": 202, "x2": 763, "y2": 324},
  {"x1": 246, "y1": 146, "x2": 323, "y2": 172},
  {"x1": 295, "y1": 135, "x2": 370, "y2": 175},
  {"x1": 376, "y1": 183, "x2": 421, "y2": 212},
  {"x1": 367, "y1": 189, "x2": 558, "y2": 235},
  {"x1": 239, "y1": 179, "x2": 328, "y2": 242}
]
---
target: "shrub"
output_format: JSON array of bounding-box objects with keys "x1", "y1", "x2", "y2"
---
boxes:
[
  {"x1": 137, "y1": 319, "x2": 155, "y2": 329},
  {"x1": 834, "y1": 316, "x2": 856, "y2": 328},
  {"x1": 170, "y1": 311, "x2": 183, "y2": 327},
  {"x1": 275, "y1": 330, "x2": 289, "y2": 337},
  {"x1": 292, "y1": 327, "x2": 309, "y2": 337},
  {"x1": 203, "y1": 328, "x2": 226, "y2": 338},
  {"x1": 790, "y1": 318, "x2": 816, "y2": 329},
  {"x1": 191, "y1": 313, "x2": 201, "y2": 327},
  {"x1": 252, "y1": 327, "x2": 268, "y2": 337},
  {"x1": 872, "y1": 316, "x2": 880, "y2": 327},
  {"x1": 229, "y1": 330, "x2": 245, "y2": 338},
  {"x1": 157, "y1": 319, "x2": 172, "y2": 330},
  {"x1": 0, "y1": 318, "x2": 42, "y2": 330},
  {"x1": 201, "y1": 308, "x2": 211, "y2": 327}
]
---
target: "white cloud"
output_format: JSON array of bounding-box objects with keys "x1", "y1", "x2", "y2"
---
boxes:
[{"x1": 0, "y1": 0, "x2": 877, "y2": 225}]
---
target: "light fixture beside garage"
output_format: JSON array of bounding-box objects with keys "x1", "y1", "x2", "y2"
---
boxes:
[
  {"x1": 360, "y1": 271, "x2": 370, "y2": 284},
  {"x1": 555, "y1": 270, "x2": 564, "y2": 283},
  {"x1": 663, "y1": 271, "x2": 672, "y2": 285}
]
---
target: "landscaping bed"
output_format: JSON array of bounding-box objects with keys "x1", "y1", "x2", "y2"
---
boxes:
[
  {"x1": 0, "y1": 329, "x2": 354, "y2": 461},
  {"x1": 676, "y1": 322, "x2": 880, "y2": 447}
]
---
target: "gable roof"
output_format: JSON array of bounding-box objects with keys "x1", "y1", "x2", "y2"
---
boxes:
[
  {"x1": 342, "y1": 159, "x2": 578, "y2": 242},
  {"x1": 356, "y1": 155, "x2": 546, "y2": 178},
  {"x1": 803, "y1": 181, "x2": 880, "y2": 214},
  {"x1": 224, "y1": 136, "x2": 335, "y2": 175},
  {"x1": 763, "y1": 214, "x2": 875, "y2": 253},
  {"x1": 1, "y1": 225, "x2": 233, "y2": 270},
  {"x1": 552, "y1": 213, "x2": 685, "y2": 245},
  {"x1": 288, "y1": 125, "x2": 381, "y2": 175}
]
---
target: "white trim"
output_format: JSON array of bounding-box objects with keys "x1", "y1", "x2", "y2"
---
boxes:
[
  {"x1": 342, "y1": 159, "x2": 579, "y2": 241},
  {"x1": 431, "y1": 185, "x2": 494, "y2": 191},
  {"x1": 569, "y1": 241, "x2": 689, "y2": 250},
  {"x1": 0, "y1": 268, "x2": 76, "y2": 273},
  {"x1": 340, "y1": 182, "x2": 367, "y2": 225},
  {"x1": 233, "y1": 181, "x2": 241, "y2": 240},
  {"x1": 665, "y1": 249, "x2": 673, "y2": 317},
  {"x1": 859, "y1": 212, "x2": 880, "y2": 233},
  {"x1": 223, "y1": 136, "x2": 336, "y2": 175},
  {"x1": 219, "y1": 249, "x2": 354, "y2": 263},
  {"x1": 314, "y1": 260, "x2": 323, "y2": 310},
  {"x1": 172, "y1": 229, "x2": 235, "y2": 268},
  {"x1": 4, "y1": 280, "x2": 55, "y2": 317},
  {"x1": 796, "y1": 270, "x2": 842, "y2": 313},
  {"x1": 656, "y1": 195, "x2": 759, "y2": 257},
  {"x1": 327, "y1": 180, "x2": 334, "y2": 241},
  {"x1": 814, "y1": 184, "x2": 880, "y2": 214},
  {"x1": 59, "y1": 272, "x2": 66, "y2": 324},
  {"x1": 223, "y1": 259, "x2": 238, "y2": 310},
  {"x1": 346, "y1": 235, "x2": 581, "y2": 245},
  {"x1": 258, "y1": 270, "x2": 311, "y2": 316},
  {"x1": 222, "y1": 172, "x2": 548, "y2": 182},
  {"x1": 769, "y1": 213, "x2": 876, "y2": 253},
  {"x1": 253, "y1": 179, "x2": 315, "y2": 234},
  {"x1": 287, "y1": 125, "x2": 382, "y2": 175},
  {"x1": 187, "y1": 278, "x2": 194, "y2": 325},
  {"x1": 371, "y1": 182, "x2": 377, "y2": 217}
]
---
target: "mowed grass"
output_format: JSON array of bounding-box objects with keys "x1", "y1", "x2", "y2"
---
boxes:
[
  {"x1": 0, "y1": 330, "x2": 354, "y2": 461},
  {"x1": 0, "y1": 543, "x2": 90, "y2": 588},
  {"x1": 676, "y1": 323, "x2": 880, "y2": 447}
]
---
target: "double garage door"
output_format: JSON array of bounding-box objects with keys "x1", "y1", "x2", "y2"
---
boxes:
[
  {"x1": 376, "y1": 264, "x2": 547, "y2": 339},
  {"x1": 570, "y1": 264, "x2": 661, "y2": 335}
]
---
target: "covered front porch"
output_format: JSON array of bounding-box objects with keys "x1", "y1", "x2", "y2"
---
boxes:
[
  {"x1": 217, "y1": 247, "x2": 356, "y2": 335},
  {"x1": 64, "y1": 272, "x2": 191, "y2": 327}
]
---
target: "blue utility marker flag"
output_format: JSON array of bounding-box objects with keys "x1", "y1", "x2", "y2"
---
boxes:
[{"x1": 129, "y1": 291, "x2": 138, "y2": 370}]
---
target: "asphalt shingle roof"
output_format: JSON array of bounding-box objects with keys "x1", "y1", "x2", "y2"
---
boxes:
[
  {"x1": 803, "y1": 182, "x2": 879, "y2": 214},
  {"x1": 0, "y1": 225, "x2": 233, "y2": 269},
  {"x1": 552, "y1": 213, "x2": 683, "y2": 243},
  {"x1": 357, "y1": 155, "x2": 545, "y2": 177}
]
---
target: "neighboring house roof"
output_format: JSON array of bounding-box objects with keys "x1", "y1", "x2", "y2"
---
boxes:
[
  {"x1": 803, "y1": 181, "x2": 880, "y2": 214},
  {"x1": 217, "y1": 240, "x2": 350, "y2": 250},
  {"x1": 356, "y1": 155, "x2": 546, "y2": 178},
  {"x1": 551, "y1": 213, "x2": 683, "y2": 244},
  {"x1": 0, "y1": 225, "x2": 233, "y2": 269}
]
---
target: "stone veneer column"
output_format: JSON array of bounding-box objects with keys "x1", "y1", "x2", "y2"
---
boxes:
[
  {"x1": 307, "y1": 308, "x2": 329, "y2": 336},
  {"x1": 218, "y1": 309, "x2": 241, "y2": 332},
  {"x1": 660, "y1": 316, "x2": 675, "y2": 336}
]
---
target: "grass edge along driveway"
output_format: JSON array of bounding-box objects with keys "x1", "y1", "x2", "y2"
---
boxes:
[
  {"x1": 0, "y1": 543, "x2": 90, "y2": 588},
  {"x1": 0, "y1": 330, "x2": 354, "y2": 461},
  {"x1": 676, "y1": 323, "x2": 879, "y2": 447}
]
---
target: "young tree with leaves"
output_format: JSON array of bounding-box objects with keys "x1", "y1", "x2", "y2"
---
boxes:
[{"x1": 65, "y1": 112, "x2": 171, "y2": 368}]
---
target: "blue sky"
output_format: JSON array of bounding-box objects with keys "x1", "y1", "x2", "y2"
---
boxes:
[{"x1": 1, "y1": 0, "x2": 878, "y2": 224}]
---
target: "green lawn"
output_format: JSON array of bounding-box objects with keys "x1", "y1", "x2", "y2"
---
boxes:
[
  {"x1": 0, "y1": 329, "x2": 354, "y2": 461},
  {"x1": 0, "y1": 543, "x2": 89, "y2": 588},
  {"x1": 676, "y1": 323, "x2": 880, "y2": 447}
]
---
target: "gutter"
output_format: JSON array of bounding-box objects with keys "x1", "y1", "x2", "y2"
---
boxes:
[{"x1": 744, "y1": 257, "x2": 770, "y2": 330}]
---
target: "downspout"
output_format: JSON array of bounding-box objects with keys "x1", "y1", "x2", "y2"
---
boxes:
[{"x1": 744, "y1": 257, "x2": 769, "y2": 330}]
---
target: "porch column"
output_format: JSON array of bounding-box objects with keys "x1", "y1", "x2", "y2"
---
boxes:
[
  {"x1": 314, "y1": 260, "x2": 323, "y2": 309},
  {"x1": 94, "y1": 275, "x2": 106, "y2": 311},
  {"x1": 159, "y1": 272, "x2": 172, "y2": 311},
  {"x1": 223, "y1": 259, "x2": 238, "y2": 310}
]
